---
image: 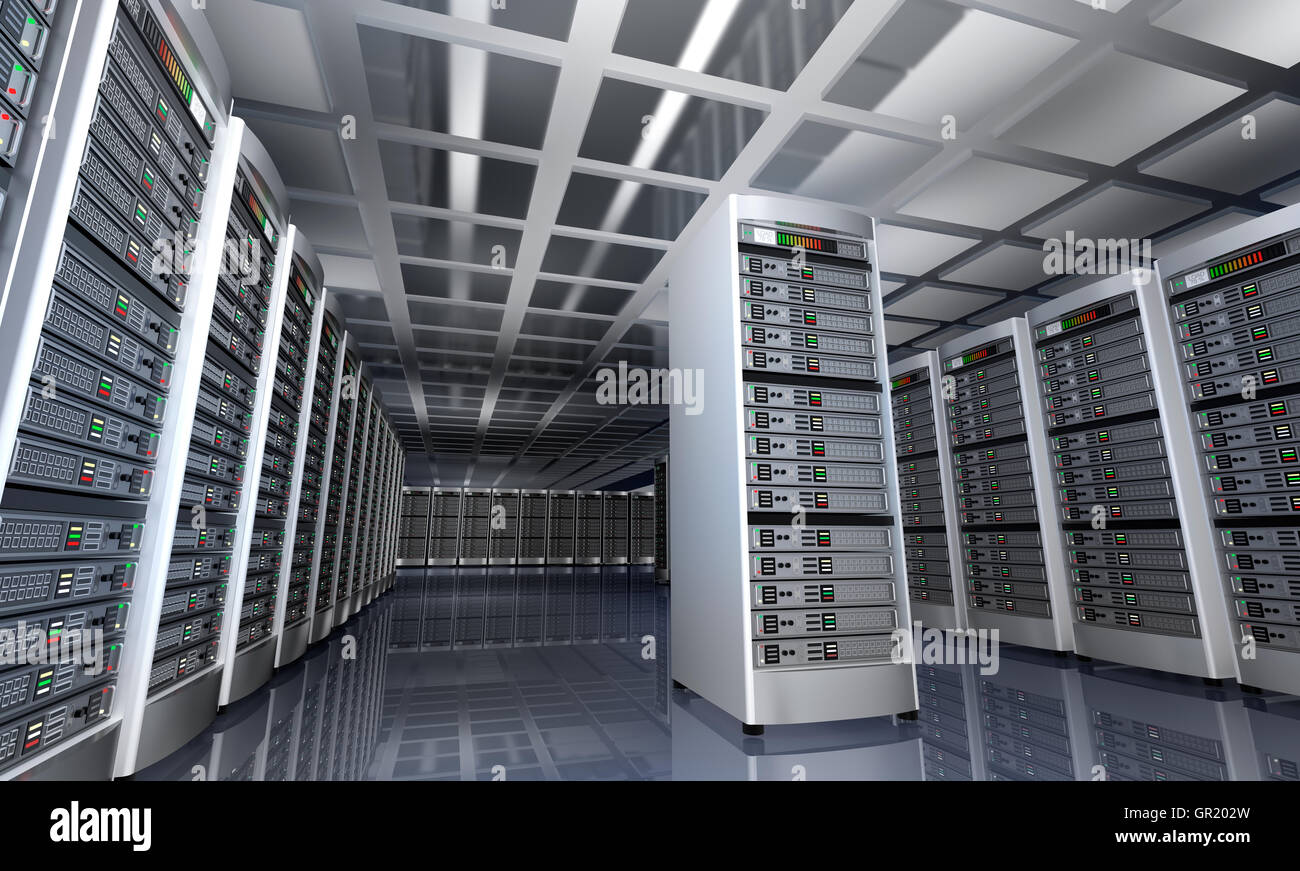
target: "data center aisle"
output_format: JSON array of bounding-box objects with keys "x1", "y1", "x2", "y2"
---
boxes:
[{"x1": 136, "y1": 569, "x2": 1300, "y2": 782}]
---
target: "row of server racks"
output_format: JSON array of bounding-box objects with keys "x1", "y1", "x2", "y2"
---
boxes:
[
  {"x1": 397, "y1": 488, "x2": 655, "y2": 567},
  {"x1": 0, "y1": 0, "x2": 404, "y2": 779},
  {"x1": 887, "y1": 204, "x2": 1300, "y2": 708},
  {"x1": 669, "y1": 192, "x2": 1300, "y2": 736}
]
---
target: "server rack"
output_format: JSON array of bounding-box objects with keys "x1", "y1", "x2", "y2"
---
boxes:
[
  {"x1": 937, "y1": 320, "x2": 1075, "y2": 652},
  {"x1": 216, "y1": 139, "x2": 295, "y2": 708},
  {"x1": 546, "y1": 490, "x2": 575, "y2": 565},
  {"x1": 333, "y1": 373, "x2": 372, "y2": 624},
  {"x1": 487, "y1": 488, "x2": 519, "y2": 566},
  {"x1": 668, "y1": 194, "x2": 915, "y2": 729},
  {"x1": 0, "y1": 0, "x2": 231, "y2": 780},
  {"x1": 458, "y1": 489, "x2": 490, "y2": 566},
  {"x1": 630, "y1": 492, "x2": 654, "y2": 565},
  {"x1": 356, "y1": 408, "x2": 384, "y2": 607},
  {"x1": 427, "y1": 487, "x2": 461, "y2": 566},
  {"x1": 574, "y1": 491, "x2": 602, "y2": 565},
  {"x1": 310, "y1": 333, "x2": 357, "y2": 643},
  {"x1": 653, "y1": 457, "x2": 669, "y2": 581},
  {"x1": 397, "y1": 486, "x2": 431, "y2": 567},
  {"x1": 600, "y1": 491, "x2": 629, "y2": 565},
  {"x1": 271, "y1": 235, "x2": 327, "y2": 670},
  {"x1": 1155, "y1": 203, "x2": 1300, "y2": 694},
  {"x1": 1025, "y1": 273, "x2": 1236, "y2": 678},
  {"x1": 517, "y1": 489, "x2": 548, "y2": 565},
  {"x1": 287, "y1": 289, "x2": 340, "y2": 662},
  {"x1": 890, "y1": 352, "x2": 964, "y2": 630}
]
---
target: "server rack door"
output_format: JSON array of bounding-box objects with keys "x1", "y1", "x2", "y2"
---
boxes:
[
  {"x1": 936, "y1": 319, "x2": 1075, "y2": 652},
  {"x1": 889, "y1": 352, "x2": 966, "y2": 631},
  {"x1": 428, "y1": 487, "x2": 462, "y2": 566},
  {"x1": 1155, "y1": 203, "x2": 1300, "y2": 694},
  {"x1": 546, "y1": 490, "x2": 575, "y2": 565},
  {"x1": 574, "y1": 491, "x2": 602, "y2": 565},
  {"x1": 487, "y1": 488, "x2": 520, "y2": 565},
  {"x1": 600, "y1": 492, "x2": 629, "y2": 565},
  {"x1": 630, "y1": 493, "x2": 654, "y2": 565},
  {"x1": 458, "y1": 489, "x2": 491, "y2": 566},
  {"x1": 213, "y1": 144, "x2": 294, "y2": 708},
  {"x1": 668, "y1": 194, "x2": 916, "y2": 728},
  {"x1": 311, "y1": 335, "x2": 356, "y2": 642},
  {"x1": 1025, "y1": 273, "x2": 1235, "y2": 678},
  {"x1": 398, "y1": 486, "x2": 431, "y2": 567},
  {"x1": 271, "y1": 234, "x2": 327, "y2": 669}
]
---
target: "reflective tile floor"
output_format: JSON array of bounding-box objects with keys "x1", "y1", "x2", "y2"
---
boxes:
[{"x1": 137, "y1": 567, "x2": 1300, "y2": 781}]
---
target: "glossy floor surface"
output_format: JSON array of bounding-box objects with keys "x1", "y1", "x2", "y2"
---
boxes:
[{"x1": 137, "y1": 567, "x2": 1300, "y2": 781}]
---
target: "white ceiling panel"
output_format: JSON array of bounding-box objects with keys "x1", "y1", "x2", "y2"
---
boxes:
[
  {"x1": 1000, "y1": 51, "x2": 1244, "y2": 166},
  {"x1": 1153, "y1": 0, "x2": 1300, "y2": 69},
  {"x1": 940, "y1": 242, "x2": 1052, "y2": 290},
  {"x1": 897, "y1": 156, "x2": 1085, "y2": 230}
]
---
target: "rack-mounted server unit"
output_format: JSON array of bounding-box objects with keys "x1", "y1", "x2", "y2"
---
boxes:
[
  {"x1": 937, "y1": 320, "x2": 1074, "y2": 652},
  {"x1": 1155, "y1": 203, "x2": 1300, "y2": 694},
  {"x1": 1025, "y1": 272, "x2": 1236, "y2": 678},
  {"x1": 669, "y1": 194, "x2": 915, "y2": 730},
  {"x1": 889, "y1": 351, "x2": 964, "y2": 629}
]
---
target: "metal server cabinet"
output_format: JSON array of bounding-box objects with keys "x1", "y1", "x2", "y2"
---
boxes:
[
  {"x1": 296, "y1": 296, "x2": 342, "y2": 649},
  {"x1": 653, "y1": 457, "x2": 669, "y2": 581},
  {"x1": 630, "y1": 492, "x2": 654, "y2": 565},
  {"x1": 311, "y1": 334, "x2": 357, "y2": 643},
  {"x1": 319, "y1": 348, "x2": 363, "y2": 635},
  {"x1": 668, "y1": 194, "x2": 915, "y2": 730},
  {"x1": 1155, "y1": 203, "x2": 1300, "y2": 694},
  {"x1": 428, "y1": 487, "x2": 461, "y2": 566},
  {"x1": 517, "y1": 490, "x2": 548, "y2": 565},
  {"x1": 0, "y1": 0, "x2": 230, "y2": 780},
  {"x1": 574, "y1": 491, "x2": 603, "y2": 565},
  {"x1": 215, "y1": 150, "x2": 298, "y2": 708},
  {"x1": 1025, "y1": 274, "x2": 1236, "y2": 679},
  {"x1": 270, "y1": 236, "x2": 327, "y2": 669},
  {"x1": 546, "y1": 490, "x2": 575, "y2": 565},
  {"x1": 937, "y1": 321, "x2": 1075, "y2": 652},
  {"x1": 458, "y1": 489, "x2": 491, "y2": 566},
  {"x1": 601, "y1": 491, "x2": 629, "y2": 565},
  {"x1": 333, "y1": 373, "x2": 372, "y2": 624},
  {"x1": 397, "y1": 486, "x2": 431, "y2": 567},
  {"x1": 890, "y1": 352, "x2": 964, "y2": 630},
  {"x1": 356, "y1": 412, "x2": 384, "y2": 606},
  {"x1": 488, "y1": 488, "x2": 519, "y2": 566}
]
